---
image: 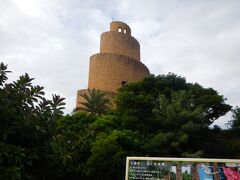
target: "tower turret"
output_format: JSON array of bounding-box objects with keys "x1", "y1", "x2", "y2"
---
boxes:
[{"x1": 100, "y1": 21, "x2": 140, "y2": 61}]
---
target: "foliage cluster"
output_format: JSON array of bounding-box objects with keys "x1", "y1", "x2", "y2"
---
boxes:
[{"x1": 0, "y1": 62, "x2": 239, "y2": 180}]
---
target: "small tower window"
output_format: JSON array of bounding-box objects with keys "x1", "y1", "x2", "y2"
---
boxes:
[
  {"x1": 118, "y1": 27, "x2": 121, "y2": 32},
  {"x1": 121, "y1": 81, "x2": 127, "y2": 86},
  {"x1": 123, "y1": 28, "x2": 127, "y2": 34}
]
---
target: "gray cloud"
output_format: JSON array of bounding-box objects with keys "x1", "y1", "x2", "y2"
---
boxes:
[{"x1": 1, "y1": 0, "x2": 239, "y2": 127}]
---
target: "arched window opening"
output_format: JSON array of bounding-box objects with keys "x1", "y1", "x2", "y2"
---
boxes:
[
  {"x1": 118, "y1": 27, "x2": 122, "y2": 32},
  {"x1": 123, "y1": 29, "x2": 127, "y2": 34}
]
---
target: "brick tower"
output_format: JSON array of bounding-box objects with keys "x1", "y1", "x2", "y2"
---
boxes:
[{"x1": 76, "y1": 21, "x2": 150, "y2": 109}]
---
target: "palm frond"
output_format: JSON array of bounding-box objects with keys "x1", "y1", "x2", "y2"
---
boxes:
[{"x1": 78, "y1": 88, "x2": 111, "y2": 115}]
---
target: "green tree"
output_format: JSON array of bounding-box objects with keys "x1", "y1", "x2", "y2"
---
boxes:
[
  {"x1": 85, "y1": 130, "x2": 140, "y2": 180},
  {"x1": 115, "y1": 74, "x2": 231, "y2": 157},
  {"x1": 225, "y1": 106, "x2": 240, "y2": 158},
  {"x1": 0, "y1": 62, "x2": 65, "y2": 179},
  {"x1": 48, "y1": 112, "x2": 96, "y2": 179},
  {"x1": 78, "y1": 88, "x2": 110, "y2": 115},
  {"x1": 117, "y1": 74, "x2": 231, "y2": 128},
  {"x1": 227, "y1": 106, "x2": 240, "y2": 131}
]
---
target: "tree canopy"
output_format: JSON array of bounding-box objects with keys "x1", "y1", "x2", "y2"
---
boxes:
[
  {"x1": 228, "y1": 106, "x2": 240, "y2": 131},
  {"x1": 1, "y1": 62, "x2": 239, "y2": 180},
  {"x1": 112, "y1": 74, "x2": 233, "y2": 159},
  {"x1": 116, "y1": 74, "x2": 231, "y2": 128},
  {"x1": 0, "y1": 62, "x2": 65, "y2": 179}
]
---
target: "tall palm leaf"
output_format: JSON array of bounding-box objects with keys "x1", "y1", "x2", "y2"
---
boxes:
[{"x1": 79, "y1": 88, "x2": 110, "y2": 115}]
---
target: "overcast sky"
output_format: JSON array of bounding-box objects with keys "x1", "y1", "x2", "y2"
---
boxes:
[{"x1": 1, "y1": 0, "x2": 240, "y2": 128}]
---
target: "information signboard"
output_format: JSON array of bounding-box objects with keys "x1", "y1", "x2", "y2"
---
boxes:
[{"x1": 125, "y1": 157, "x2": 240, "y2": 180}]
